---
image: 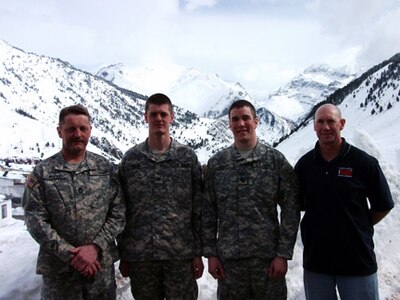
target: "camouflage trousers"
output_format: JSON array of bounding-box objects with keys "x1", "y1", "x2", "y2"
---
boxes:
[
  {"x1": 127, "y1": 259, "x2": 198, "y2": 300},
  {"x1": 41, "y1": 265, "x2": 116, "y2": 300},
  {"x1": 217, "y1": 257, "x2": 287, "y2": 300}
]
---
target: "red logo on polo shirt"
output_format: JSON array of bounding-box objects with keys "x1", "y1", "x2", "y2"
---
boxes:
[{"x1": 338, "y1": 167, "x2": 353, "y2": 178}]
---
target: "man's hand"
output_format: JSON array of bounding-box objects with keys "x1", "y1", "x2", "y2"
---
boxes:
[
  {"x1": 370, "y1": 209, "x2": 391, "y2": 225},
  {"x1": 208, "y1": 256, "x2": 225, "y2": 279},
  {"x1": 267, "y1": 256, "x2": 287, "y2": 279},
  {"x1": 192, "y1": 256, "x2": 204, "y2": 279},
  {"x1": 70, "y1": 244, "x2": 101, "y2": 277},
  {"x1": 80, "y1": 261, "x2": 101, "y2": 278},
  {"x1": 119, "y1": 260, "x2": 130, "y2": 277}
]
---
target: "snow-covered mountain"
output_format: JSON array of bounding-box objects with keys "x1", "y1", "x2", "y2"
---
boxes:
[
  {"x1": 0, "y1": 41, "x2": 215, "y2": 162},
  {"x1": 0, "y1": 40, "x2": 150, "y2": 162},
  {"x1": 96, "y1": 63, "x2": 252, "y2": 118},
  {"x1": 259, "y1": 64, "x2": 356, "y2": 123},
  {"x1": 1, "y1": 39, "x2": 398, "y2": 167},
  {"x1": 0, "y1": 40, "x2": 294, "y2": 164},
  {"x1": 279, "y1": 53, "x2": 400, "y2": 168}
]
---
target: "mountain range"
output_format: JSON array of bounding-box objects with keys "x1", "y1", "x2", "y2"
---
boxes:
[
  {"x1": 259, "y1": 64, "x2": 356, "y2": 122},
  {"x1": 0, "y1": 39, "x2": 399, "y2": 167}
]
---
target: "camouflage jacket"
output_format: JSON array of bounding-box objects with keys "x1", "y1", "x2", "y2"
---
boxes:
[
  {"x1": 118, "y1": 139, "x2": 203, "y2": 261},
  {"x1": 202, "y1": 142, "x2": 300, "y2": 260},
  {"x1": 23, "y1": 151, "x2": 126, "y2": 276}
]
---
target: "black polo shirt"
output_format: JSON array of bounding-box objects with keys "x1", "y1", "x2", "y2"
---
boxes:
[{"x1": 295, "y1": 139, "x2": 394, "y2": 275}]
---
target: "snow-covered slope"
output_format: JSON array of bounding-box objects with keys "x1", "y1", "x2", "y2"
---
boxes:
[
  {"x1": 278, "y1": 53, "x2": 400, "y2": 168},
  {"x1": 0, "y1": 40, "x2": 225, "y2": 162},
  {"x1": 0, "y1": 40, "x2": 295, "y2": 164},
  {"x1": 259, "y1": 64, "x2": 356, "y2": 123},
  {"x1": 96, "y1": 63, "x2": 252, "y2": 118},
  {"x1": 0, "y1": 40, "x2": 150, "y2": 162}
]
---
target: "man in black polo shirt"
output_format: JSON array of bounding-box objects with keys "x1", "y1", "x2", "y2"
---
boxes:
[{"x1": 295, "y1": 103, "x2": 394, "y2": 300}]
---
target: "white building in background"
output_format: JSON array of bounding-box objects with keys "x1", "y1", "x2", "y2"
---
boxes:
[
  {"x1": 0, "y1": 169, "x2": 26, "y2": 202},
  {"x1": 0, "y1": 195, "x2": 12, "y2": 227},
  {"x1": 0, "y1": 169, "x2": 26, "y2": 226}
]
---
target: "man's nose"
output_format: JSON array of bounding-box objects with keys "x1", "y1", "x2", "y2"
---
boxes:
[
  {"x1": 322, "y1": 122, "x2": 330, "y2": 129},
  {"x1": 74, "y1": 129, "x2": 83, "y2": 136}
]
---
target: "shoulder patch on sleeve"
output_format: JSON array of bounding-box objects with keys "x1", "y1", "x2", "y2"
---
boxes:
[{"x1": 26, "y1": 175, "x2": 38, "y2": 189}]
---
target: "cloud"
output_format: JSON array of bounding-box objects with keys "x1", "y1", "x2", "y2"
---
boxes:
[
  {"x1": 306, "y1": 0, "x2": 400, "y2": 67},
  {"x1": 0, "y1": 0, "x2": 399, "y2": 96},
  {"x1": 183, "y1": 0, "x2": 218, "y2": 11},
  {"x1": 358, "y1": 6, "x2": 400, "y2": 66}
]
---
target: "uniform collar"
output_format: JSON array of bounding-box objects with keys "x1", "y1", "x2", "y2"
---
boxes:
[
  {"x1": 230, "y1": 140, "x2": 266, "y2": 163},
  {"x1": 54, "y1": 151, "x2": 93, "y2": 172},
  {"x1": 140, "y1": 138, "x2": 178, "y2": 162}
]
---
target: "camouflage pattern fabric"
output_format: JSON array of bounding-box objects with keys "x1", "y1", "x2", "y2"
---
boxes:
[
  {"x1": 118, "y1": 139, "x2": 202, "y2": 261},
  {"x1": 41, "y1": 265, "x2": 116, "y2": 300},
  {"x1": 202, "y1": 141, "x2": 300, "y2": 260},
  {"x1": 217, "y1": 258, "x2": 287, "y2": 300},
  {"x1": 128, "y1": 260, "x2": 198, "y2": 300},
  {"x1": 23, "y1": 151, "x2": 126, "y2": 276}
]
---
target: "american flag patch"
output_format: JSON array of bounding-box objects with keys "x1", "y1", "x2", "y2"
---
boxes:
[
  {"x1": 338, "y1": 167, "x2": 353, "y2": 178},
  {"x1": 26, "y1": 175, "x2": 38, "y2": 189}
]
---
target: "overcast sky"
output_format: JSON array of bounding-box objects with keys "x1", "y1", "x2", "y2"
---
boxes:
[{"x1": 1, "y1": 0, "x2": 400, "y2": 97}]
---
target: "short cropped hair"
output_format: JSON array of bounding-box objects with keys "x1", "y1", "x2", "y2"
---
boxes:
[
  {"x1": 145, "y1": 93, "x2": 173, "y2": 114},
  {"x1": 228, "y1": 100, "x2": 257, "y2": 119},
  {"x1": 313, "y1": 103, "x2": 342, "y2": 120},
  {"x1": 59, "y1": 105, "x2": 91, "y2": 125}
]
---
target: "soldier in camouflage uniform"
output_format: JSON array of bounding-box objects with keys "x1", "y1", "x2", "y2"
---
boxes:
[
  {"x1": 118, "y1": 93, "x2": 204, "y2": 300},
  {"x1": 202, "y1": 100, "x2": 300, "y2": 300},
  {"x1": 23, "y1": 105, "x2": 126, "y2": 300}
]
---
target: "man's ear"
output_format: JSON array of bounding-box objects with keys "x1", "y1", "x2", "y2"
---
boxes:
[
  {"x1": 340, "y1": 118, "x2": 346, "y2": 130},
  {"x1": 254, "y1": 116, "x2": 259, "y2": 128}
]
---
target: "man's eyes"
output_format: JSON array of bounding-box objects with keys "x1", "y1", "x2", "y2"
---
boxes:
[
  {"x1": 317, "y1": 120, "x2": 335, "y2": 124},
  {"x1": 66, "y1": 127, "x2": 89, "y2": 132},
  {"x1": 232, "y1": 117, "x2": 250, "y2": 122},
  {"x1": 150, "y1": 113, "x2": 168, "y2": 117}
]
